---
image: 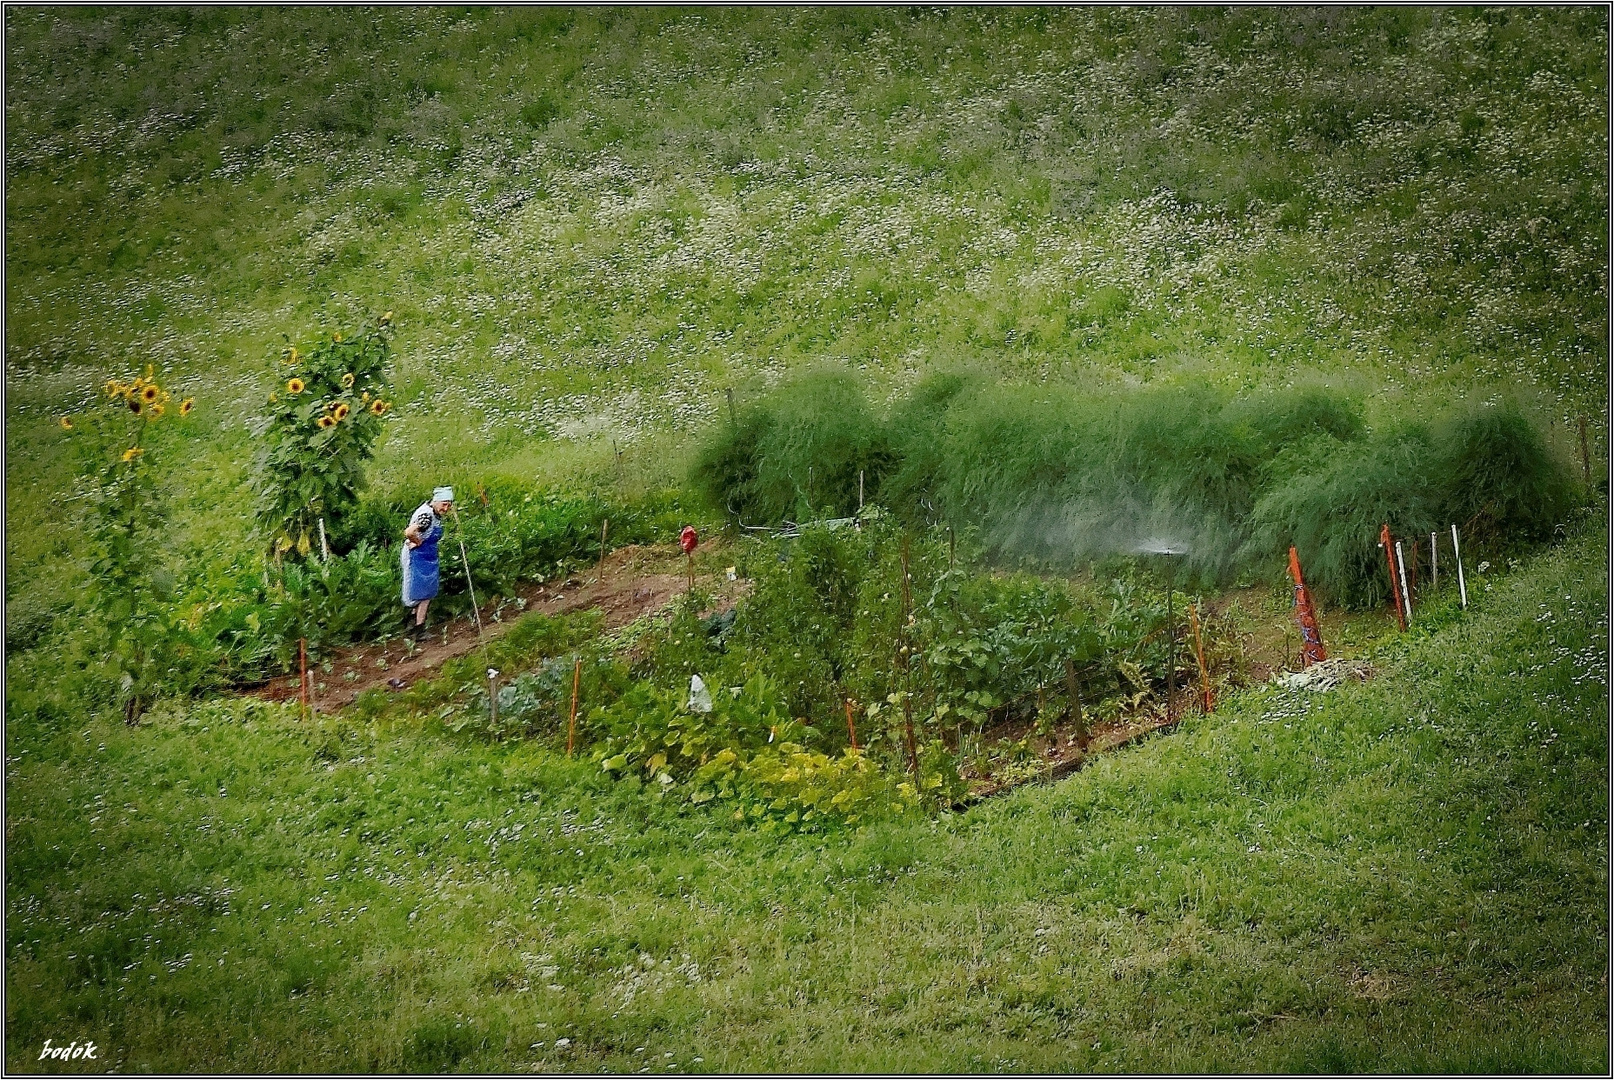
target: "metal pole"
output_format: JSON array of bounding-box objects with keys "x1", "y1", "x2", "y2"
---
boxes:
[
  {"x1": 899, "y1": 536, "x2": 919, "y2": 774},
  {"x1": 1451, "y1": 524, "x2": 1468, "y2": 609},
  {"x1": 1166, "y1": 564, "x2": 1175, "y2": 722}
]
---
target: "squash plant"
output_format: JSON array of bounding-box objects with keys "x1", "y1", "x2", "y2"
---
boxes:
[{"x1": 250, "y1": 317, "x2": 393, "y2": 559}]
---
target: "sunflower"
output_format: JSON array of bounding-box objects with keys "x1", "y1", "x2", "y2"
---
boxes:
[
  {"x1": 341, "y1": 372, "x2": 355, "y2": 388},
  {"x1": 333, "y1": 332, "x2": 342, "y2": 343},
  {"x1": 317, "y1": 415, "x2": 337, "y2": 429},
  {"x1": 286, "y1": 378, "x2": 305, "y2": 394},
  {"x1": 58, "y1": 415, "x2": 73, "y2": 430},
  {"x1": 333, "y1": 402, "x2": 351, "y2": 421},
  {"x1": 140, "y1": 384, "x2": 161, "y2": 403},
  {"x1": 104, "y1": 380, "x2": 125, "y2": 398},
  {"x1": 149, "y1": 401, "x2": 165, "y2": 416},
  {"x1": 370, "y1": 399, "x2": 389, "y2": 416},
  {"x1": 179, "y1": 398, "x2": 195, "y2": 415},
  {"x1": 128, "y1": 398, "x2": 143, "y2": 415},
  {"x1": 380, "y1": 310, "x2": 394, "y2": 324},
  {"x1": 121, "y1": 447, "x2": 144, "y2": 462}
]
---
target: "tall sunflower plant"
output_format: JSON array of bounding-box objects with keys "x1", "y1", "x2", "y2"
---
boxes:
[
  {"x1": 61, "y1": 367, "x2": 197, "y2": 721},
  {"x1": 249, "y1": 314, "x2": 394, "y2": 561}
]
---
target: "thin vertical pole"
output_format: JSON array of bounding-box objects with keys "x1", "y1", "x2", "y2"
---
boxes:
[
  {"x1": 598, "y1": 519, "x2": 609, "y2": 575},
  {"x1": 318, "y1": 517, "x2": 330, "y2": 562},
  {"x1": 567, "y1": 657, "x2": 582, "y2": 757},
  {"x1": 1166, "y1": 565, "x2": 1175, "y2": 722},
  {"x1": 845, "y1": 699, "x2": 859, "y2": 751},
  {"x1": 1380, "y1": 525, "x2": 1406, "y2": 630},
  {"x1": 1430, "y1": 531, "x2": 1438, "y2": 589},
  {"x1": 1395, "y1": 541, "x2": 1413, "y2": 623},
  {"x1": 298, "y1": 637, "x2": 310, "y2": 722},
  {"x1": 858, "y1": 470, "x2": 864, "y2": 513},
  {"x1": 899, "y1": 536, "x2": 919, "y2": 774},
  {"x1": 1065, "y1": 658, "x2": 1088, "y2": 748},
  {"x1": 1451, "y1": 524, "x2": 1468, "y2": 609}
]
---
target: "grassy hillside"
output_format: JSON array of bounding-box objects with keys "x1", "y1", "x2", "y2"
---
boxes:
[
  {"x1": 5, "y1": 522, "x2": 1605, "y2": 1073},
  {"x1": 5, "y1": 9, "x2": 1608, "y2": 585},
  {"x1": 4, "y1": 8, "x2": 1608, "y2": 1072}
]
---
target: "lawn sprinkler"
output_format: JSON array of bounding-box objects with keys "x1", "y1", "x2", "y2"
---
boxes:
[{"x1": 1135, "y1": 539, "x2": 1188, "y2": 723}]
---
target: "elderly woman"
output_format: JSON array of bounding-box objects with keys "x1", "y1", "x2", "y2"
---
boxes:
[{"x1": 401, "y1": 486, "x2": 454, "y2": 638}]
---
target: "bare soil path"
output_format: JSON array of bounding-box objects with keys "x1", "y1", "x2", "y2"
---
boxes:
[{"x1": 252, "y1": 543, "x2": 741, "y2": 711}]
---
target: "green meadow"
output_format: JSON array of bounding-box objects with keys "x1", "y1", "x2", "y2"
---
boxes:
[{"x1": 5, "y1": 7, "x2": 1607, "y2": 1072}]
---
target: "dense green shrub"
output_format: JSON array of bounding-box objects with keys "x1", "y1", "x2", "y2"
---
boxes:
[
  {"x1": 691, "y1": 369, "x2": 894, "y2": 524},
  {"x1": 692, "y1": 374, "x2": 1581, "y2": 606}
]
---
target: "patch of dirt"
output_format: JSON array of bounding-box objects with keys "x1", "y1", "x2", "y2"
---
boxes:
[
  {"x1": 250, "y1": 542, "x2": 742, "y2": 712},
  {"x1": 957, "y1": 701, "x2": 1189, "y2": 805}
]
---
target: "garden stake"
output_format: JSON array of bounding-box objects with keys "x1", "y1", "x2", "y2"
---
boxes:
[
  {"x1": 1579, "y1": 415, "x2": 1591, "y2": 483},
  {"x1": 1379, "y1": 524, "x2": 1406, "y2": 630},
  {"x1": 598, "y1": 519, "x2": 609, "y2": 576},
  {"x1": 449, "y1": 506, "x2": 486, "y2": 646},
  {"x1": 1190, "y1": 602, "x2": 1213, "y2": 713},
  {"x1": 567, "y1": 656, "x2": 582, "y2": 757},
  {"x1": 298, "y1": 637, "x2": 309, "y2": 722},
  {"x1": 1065, "y1": 658, "x2": 1088, "y2": 749},
  {"x1": 1430, "y1": 531, "x2": 1438, "y2": 589},
  {"x1": 1286, "y1": 546, "x2": 1327, "y2": 666},
  {"x1": 858, "y1": 470, "x2": 864, "y2": 513},
  {"x1": 318, "y1": 516, "x2": 329, "y2": 562},
  {"x1": 845, "y1": 699, "x2": 859, "y2": 751},
  {"x1": 898, "y1": 536, "x2": 920, "y2": 774},
  {"x1": 488, "y1": 668, "x2": 499, "y2": 729},
  {"x1": 1451, "y1": 524, "x2": 1468, "y2": 609},
  {"x1": 1395, "y1": 540, "x2": 1413, "y2": 624}
]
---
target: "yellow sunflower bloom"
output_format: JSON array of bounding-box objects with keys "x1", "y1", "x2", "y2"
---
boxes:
[
  {"x1": 121, "y1": 447, "x2": 143, "y2": 462},
  {"x1": 58, "y1": 415, "x2": 73, "y2": 430},
  {"x1": 341, "y1": 373, "x2": 355, "y2": 388},
  {"x1": 370, "y1": 399, "x2": 389, "y2": 416},
  {"x1": 104, "y1": 380, "x2": 124, "y2": 397},
  {"x1": 179, "y1": 398, "x2": 195, "y2": 415},
  {"x1": 139, "y1": 384, "x2": 159, "y2": 403},
  {"x1": 362, "y1": 391, "x2": 371, "y2": 402},
  {"x1": 149, "y1": 401, "x2": 165, "y2": 416},
  {"x1": 333, "y1": 332, "x2": 342, "y2": 343},
  {"x1": 317, "y1": 415, "x2": 337, "y2": 429},
  {"x1": 286, "y1": 378, "x2": 305, "y2": 394},
  {"x1": 333, "y1": 402, "x2": 351, "y2": 421}
]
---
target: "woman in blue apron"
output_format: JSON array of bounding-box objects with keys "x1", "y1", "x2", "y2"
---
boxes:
[{"x1": 402, "y1": 486, "x2": 454, "y2": 638}]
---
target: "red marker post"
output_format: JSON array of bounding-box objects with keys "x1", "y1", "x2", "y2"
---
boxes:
[{"x1": 679, "y1": 525, "x2": 698, "y2": 592}]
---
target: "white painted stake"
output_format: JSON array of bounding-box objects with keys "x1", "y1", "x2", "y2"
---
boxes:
[
  {"x1": 1430, "y1": 531, "x2": 1438, "y2": 589},
  {"x1": 1451, "y1": 524, "x2": 1468, "y2": 609},
  {"x1": 1395, "y1": 540, "x2": 1413, "y2": 623},
  {"x1": 318, "y1": 517, "x2": 330, "y2": 562}
]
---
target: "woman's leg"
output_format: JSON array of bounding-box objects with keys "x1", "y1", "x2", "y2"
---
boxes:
[{"x1": 414, "y1": 599, "x2": 429, "y2": 626}]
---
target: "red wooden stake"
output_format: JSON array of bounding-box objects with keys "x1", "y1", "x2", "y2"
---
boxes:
[
  {"x1": 1287, "y1": 546, "x2": 1328, "y2": 666},
  {"x1": 1379, "y1": 524, "x2": 1407, "y2": 631}
]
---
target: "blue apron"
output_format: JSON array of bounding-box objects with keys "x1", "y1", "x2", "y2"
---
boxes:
[{"x1": 401, "y1": 509, "x2": 443, "y2": 605}]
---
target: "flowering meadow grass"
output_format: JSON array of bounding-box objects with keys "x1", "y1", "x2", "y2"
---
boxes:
[{"x1": 4, "y1": 7, "x2": 1608, "y2": 1071}]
